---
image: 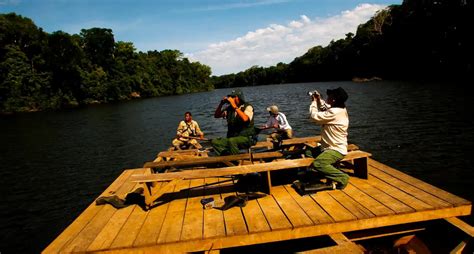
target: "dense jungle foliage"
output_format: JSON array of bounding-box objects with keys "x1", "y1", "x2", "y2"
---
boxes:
[
  {"x1": 0, "y1": 14, "x2": 213, "y2": 113},
  {"x1": 1, "y1": 0, "x2": 472, "y2": 112},
  {"x1": 212, "y1": 0, "x2": 473, "y2": 88}
]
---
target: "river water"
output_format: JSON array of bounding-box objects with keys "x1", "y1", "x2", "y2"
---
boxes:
[{"x1": 0, "y1": 81, "x2": 473, "y2": 253}]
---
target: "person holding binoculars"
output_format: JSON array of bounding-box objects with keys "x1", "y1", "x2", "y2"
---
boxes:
[{"x1": 211, "y1": 89, "x2": 258, "y2": 155}]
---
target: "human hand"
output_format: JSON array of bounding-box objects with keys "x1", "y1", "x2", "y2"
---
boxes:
[
  {"x1": 226, "y1": 97, "x2": 238, "y2": 109},
  {"x1": 272, "y1": 124, "x2": 279, "y2": 129}
]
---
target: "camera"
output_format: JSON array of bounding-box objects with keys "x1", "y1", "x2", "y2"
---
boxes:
[{"x1": 308, "y1": 90, "x2": 320, "y2": 97}]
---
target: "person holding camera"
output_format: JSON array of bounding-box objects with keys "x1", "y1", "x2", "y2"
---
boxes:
[
  {"x1": 293, "y1": 87, "x2": 350, "y2": 194},
  {"x1": 211, "y1": 89, "x2": 257, "y2": 155}
]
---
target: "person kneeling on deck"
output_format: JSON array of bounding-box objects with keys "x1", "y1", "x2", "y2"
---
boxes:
[
  {"x1": 293, "y1": 87, "x2": 349, "y2": 194},
  {"x1": 172, "y1": 111, "x2": 204, "y2": 150},
  {"x1": 261, "y1": 105, "x2": 293, "y2": 146},
  {"x1": 211, "y1": 89, "x2": 257, "y2": 155}
]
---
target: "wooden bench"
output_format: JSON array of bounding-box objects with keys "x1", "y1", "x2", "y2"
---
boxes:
[
  {"x1": 132, "y1": 158, "x2": 315, "y2": 208},
  {"x1": 340, "y1": 150, "x2": 372, "y2": 179},
  {"x1": 133, "y1": 149, "x2": 371, "y2": 208}
]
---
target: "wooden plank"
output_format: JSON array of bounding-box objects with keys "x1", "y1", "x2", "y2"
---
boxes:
[
  {"x1": 203, "y1": 177, "x2": 226, "y2": 239},
  {"x1": 181, "y1": 178, "x2": 205, "y2": 241},
  {"x1": 252, "y1": 136, "x2": 321, "y2": 149},
  {"x1": 240, "y1": 190, "x2": 272, "y2": 233},
  {"x1": 109, "y1": 205, "x2": 471, "y2": 253},
  {"x1": 349, "y1": 177, "x2": 415, "y2": 214},
  {"x1": 59, "y1": 169, "x2": 145, "y2": 253},
  {"x1": 132, "y1": 182, "x2": 172, "y2": 247},
  {"x1": 86, "y1": 205, "x2": 136, "y2": 251},
  {"x1": 311, "y1": 191, "x2": 357, "y2": 222},
  {"x1": 109, "y1": 205, "x2": 147, "y2": 249},
  {"x1": 257, "y1": 193, "x2": 292, "y2": 230},
  {"x1": 156, "y1": 179, "x2": 191, "y2": 243},
  {"x1": 284, "y1": 185, "x2": 334, "y2": 224},
  {"x1": 367, "y1": 170, "x2": 433, "y2": 211},
  {"x1": 43, "y1": 169, "x2": 135, "y2": 254},
  {"x1": 327, "y1": 190, "x2": 375, "y2": 219},
  {"x1": 445, "y1": 217, "x2": 474, "y2": 237},
  {"x1": 145, "y1": 151, "x2": 287, "y2": 168},
  {"x1": 341, "y1": 183, "x2": 394, "y2": 216},
  {"x1": 132, "y1": 158, "x2": 314, "y2": 182},
  {"x1": 271, "y1": 186, "x2": 314, "y2": 228},
  {"x1": 219, "y1": 178, "x2": 248, "y2": 236},
  {"x1": 370, "y1": 166, "x2": 452, "y2": 208},
  {"x1": 369, "y1": 159, "x2": 471, "y2": 206},
  {"x1": 297, "y1": 233, "x2": 364, "y2": 254},
  {"x1": 341, "y1": 151, "x2": 371, "y2": 161}
]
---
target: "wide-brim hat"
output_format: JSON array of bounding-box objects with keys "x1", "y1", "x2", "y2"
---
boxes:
[
  {"x1": 266, "y1": 105, "x2": 279, "y2": 114},
  {"x1": 327, "y1": 87, "x2": 348, "y2": 103}
]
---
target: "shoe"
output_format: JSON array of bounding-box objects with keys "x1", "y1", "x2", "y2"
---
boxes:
[
  {"x1": 215, "y1": 195, "x2": 247, "y2": 210},
  {"x1": 291, "y1": 180, "x2": 307, "y2": 196},
  {"x1": 303, "y1": 182, "x2": 336, "y2": 193},
  {"x1": 95, "y1": 195, "x2": 127, "y2": 209}
]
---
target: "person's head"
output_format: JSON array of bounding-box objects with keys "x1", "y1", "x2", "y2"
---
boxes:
[
  {"x1": 227, "y1": 89, "x2": 245, "y2": 105},
  {"x1": 326, "y1": 87, "x2": 348, "y2": 108},
  {"x1": 267, "y1": 105, "x2": 279, "y2": 116},
  {"x1": 184, "y1": 111, "x2": 192, "y2": 122}
]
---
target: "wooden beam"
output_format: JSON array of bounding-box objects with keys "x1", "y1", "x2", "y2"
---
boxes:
[
  {"x1": 445, "y1": 217, "x2": 474, "y2": 237},
  {"x1": 144, "y1": 151, "x2": 286, "y2": 168},
  {"x1": 132, "y1": 158, "x2": 315, "y2": 182},
  {"x1": 96, "y1": 205, "x2": 471, "y2": 253}
]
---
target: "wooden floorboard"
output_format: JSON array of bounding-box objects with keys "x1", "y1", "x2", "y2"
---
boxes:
[
  {"x1": 156, "y1": 179, "x2": 190, "y2": 244},
  {"x1": 311, "y1": 191, "x2": 357, "y2": 222},
  {"x1": 219, "y1": 178, "x2": 248, "y2": 236},
  {"x1": 272, "y1": 185, "x2": 314, "y2": 228},
  {"x1": 202, "y1": 178, "x2": 226, "y2": 239},
  {"x1": 60, "y1": 169, "x2": 145, "y2": 253},
  {"x1": 180, "y1": 179, "x2": 205, "y2": 241},
  {"x1": 43, "y1": 169, "x2": 135, "y2": 254},
  {"x1": 369, "y1": 159, "x2": 471, "y2": 206},
  {"x1": 44, "y1": 157, "x2": 472, "y2": 253},
  {"x1": 132, "y1": 182, "x2": 173, "y2": 247}
]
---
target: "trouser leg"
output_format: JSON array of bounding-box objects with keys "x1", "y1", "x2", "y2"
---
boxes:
[
  {"x1": 227, "y1": 136, "x2": 252, "y2": 155},
  {"x1": 312, "y1": 150, "x2": 349, "y2": 189},
  {"x1": 211, "y1": 138, "x2": 228, "y2": 156}
]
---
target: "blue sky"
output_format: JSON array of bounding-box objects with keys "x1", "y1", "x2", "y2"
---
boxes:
[{"x1": 1, "y1": 0, "x2": 401, "y2": 75}]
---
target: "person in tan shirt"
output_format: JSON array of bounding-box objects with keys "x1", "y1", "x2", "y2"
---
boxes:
[
  {"x1": 293, "y1": 87, "x2": 349, "y2": 194},
  {"x1": 172, "y1": 112, "x2": 204, "y2": 150}
]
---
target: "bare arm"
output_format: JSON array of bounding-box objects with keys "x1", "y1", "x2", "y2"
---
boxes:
[{"x1": 214, "y1": 97, "x2": 227, "y2": 118}]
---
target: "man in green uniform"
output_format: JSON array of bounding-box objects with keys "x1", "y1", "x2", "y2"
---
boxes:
[{"x1": 211, "y1": 89, "x2": 257, "y2": 155}]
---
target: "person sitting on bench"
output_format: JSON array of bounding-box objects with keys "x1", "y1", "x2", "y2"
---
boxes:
[
  {"x1": 293, "y1": 87, "x2": 349, "y2": 194},
  {"x1": 172, "y1": 111, "x2": 204, "y2": 150},
  {"x1": 261, "y1": 105, "x2": 293, "y2": 146}
]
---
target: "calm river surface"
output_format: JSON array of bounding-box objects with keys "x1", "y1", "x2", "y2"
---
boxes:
[{"x1": 1, "y1": 81, "x2": 473, "y2": 253}]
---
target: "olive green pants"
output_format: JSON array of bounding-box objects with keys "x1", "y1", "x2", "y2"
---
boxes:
[
  {"x1": 306, "y1": 147, "x2": 349, "y2": 189},
  {"x1": 211, "y1": 136, "x2": 253, "y2": 156}
]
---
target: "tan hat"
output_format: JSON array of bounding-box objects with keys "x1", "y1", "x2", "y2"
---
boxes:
[{"x1": 266, "y1": 105, "x2": 279, "y2": 114}]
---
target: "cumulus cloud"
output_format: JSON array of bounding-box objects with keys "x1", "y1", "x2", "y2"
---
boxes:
[{"x1": 187, "y1": 3, "x2": 386, "y2": 75}]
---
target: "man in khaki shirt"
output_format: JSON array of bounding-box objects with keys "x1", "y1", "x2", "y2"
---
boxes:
[{"x1": 172, "y1": 112, "x2": 204, "y2": 150}]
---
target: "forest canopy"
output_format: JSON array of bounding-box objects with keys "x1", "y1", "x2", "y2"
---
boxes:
[
  {"x1": 1, "y1": 0, "x2": 472, "y2": 112},
  {"x1": 212, "y1": 0, "x2": 473, "y2": 88},
  {"x1": 0, "y1": 13, "x2": 213, "y2": 113}
]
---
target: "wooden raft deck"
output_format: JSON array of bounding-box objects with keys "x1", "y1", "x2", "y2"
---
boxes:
[{"x1": 43, "y1": 158, "x2": 472, "y2": 253}]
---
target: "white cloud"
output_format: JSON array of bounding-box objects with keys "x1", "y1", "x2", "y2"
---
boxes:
[{"x1": 187, "y1": 3, "x2": 386, "y2": 75}]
